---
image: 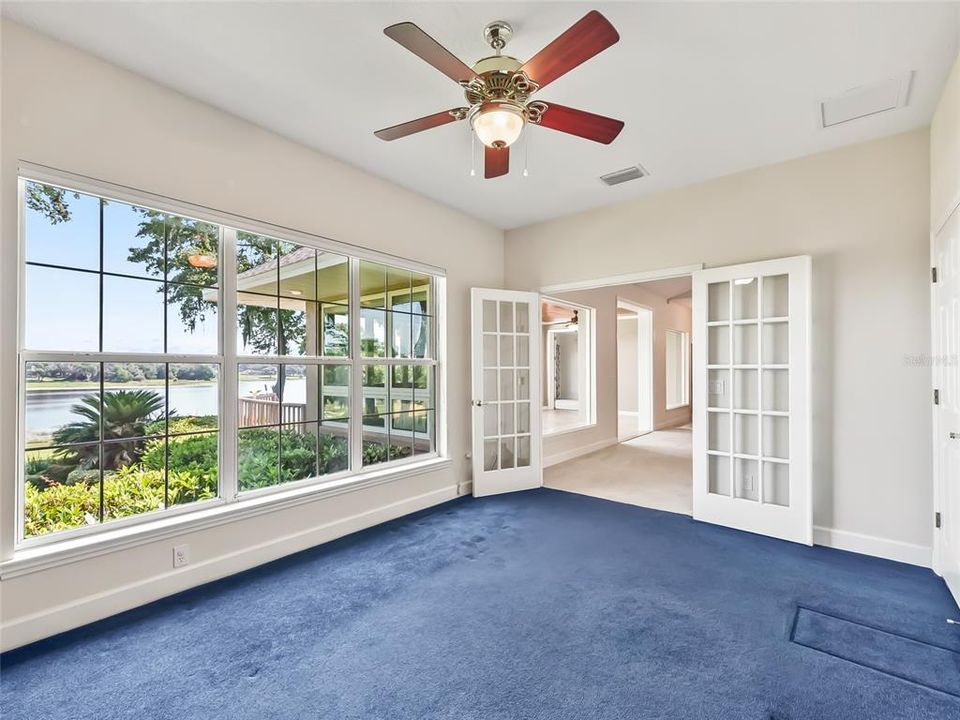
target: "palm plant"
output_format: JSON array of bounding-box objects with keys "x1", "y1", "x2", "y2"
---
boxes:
[{"x1": 53, "y1": 390, "x2": 166, "y2": 470}]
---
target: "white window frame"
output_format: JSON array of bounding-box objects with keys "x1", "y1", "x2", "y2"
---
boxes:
[
  {"x1": 13, "y1": 162, "x2": 448, "y2": 552},
  {"x1": 665, "y1": 328, "x2": 690, "y2": 410}
]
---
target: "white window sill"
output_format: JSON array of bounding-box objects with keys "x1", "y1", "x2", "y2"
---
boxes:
[
  {"x1": 1, "y1": 456, "x2": 452, "y2": 579},
  {"x1": 665, "y1": 403, "x2": 691, "y2": 411}
]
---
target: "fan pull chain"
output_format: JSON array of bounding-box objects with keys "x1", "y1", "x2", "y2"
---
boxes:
[
  {"x1": 523, "y1": 131, "x2": 530, "y2": 177},
  {"x1": 470, "y1": 130, "x2": 477, "y2": 177}
]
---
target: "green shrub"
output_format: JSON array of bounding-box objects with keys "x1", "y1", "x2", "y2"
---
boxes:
[
  {"x1": 237, "y1": 427, "x2": 349, "y2": 490},
  {"x1": 24, "y1": 465, "x2": 217, "y2": 538}
]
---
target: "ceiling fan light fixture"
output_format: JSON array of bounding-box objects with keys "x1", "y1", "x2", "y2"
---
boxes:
[{"x1": 471, "y1": 103, "x2": 525, "y2": 149}]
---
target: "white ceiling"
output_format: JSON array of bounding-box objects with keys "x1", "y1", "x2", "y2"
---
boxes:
[{"x1": 4, "y1": 2, "x2": 959, "y2": 229}]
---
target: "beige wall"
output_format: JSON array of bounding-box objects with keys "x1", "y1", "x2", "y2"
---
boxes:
[
  {"x1": 0, "y1": 21, "x2": 503, "y2": 649},
  {"x1": 931, "y1": 50, "x2": 960, "y2": 232},
  {"x1": 546, "y1": 283, "x2": 692, "y2": 463},
  {"x1": 617, "y1": 316, "x2": 639, "y2": 414},
  {"x1": 508, "y1": 130, "x2": 933, "y2": 558}
]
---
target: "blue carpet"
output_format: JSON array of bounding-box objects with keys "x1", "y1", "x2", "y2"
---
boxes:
[{"x1": 2, "y1": 488, "x2": 959, "y2": 720}]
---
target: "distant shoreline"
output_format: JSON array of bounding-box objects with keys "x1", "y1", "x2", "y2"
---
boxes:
[{"x1": 26, "y1": 374, "x2": 285, "y2": 392}]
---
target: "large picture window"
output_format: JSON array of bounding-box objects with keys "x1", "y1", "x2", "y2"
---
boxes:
[{"x1": 18, "y1": 174, "x2": 441, "y2": 543}]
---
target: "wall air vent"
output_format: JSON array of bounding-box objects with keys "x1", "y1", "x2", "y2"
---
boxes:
[
  {"x1": 599, "y1": 164, "x2": 648, "y2": 187},
  {"x1": 819, "y1": 72, "x2": 912, "y2": 129}
]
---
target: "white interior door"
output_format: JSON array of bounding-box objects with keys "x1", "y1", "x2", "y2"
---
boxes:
[
  {"x1": 933, "y1": 207, "x2": 960, "y2": 604},
  {"x1": 471, "y1": 289, "x2": 542, "y2": 496},
  {"x1": 692, "y1": 256, "x2": 812, "y2": 544}
]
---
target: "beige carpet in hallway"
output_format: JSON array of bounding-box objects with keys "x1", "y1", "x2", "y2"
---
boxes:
[{"x1": 544, "y1": 426, "x2": 692, "y2": 515}]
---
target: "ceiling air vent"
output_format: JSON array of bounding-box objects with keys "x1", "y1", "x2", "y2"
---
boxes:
[
  {"x1": 819, "y1": 72, "x2": 912, "y2": 129},
  {"x1": 599, "y1": 164, "x2": 648, "y2": 187}
]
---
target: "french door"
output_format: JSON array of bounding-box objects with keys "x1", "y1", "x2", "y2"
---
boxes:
[
  {"x1": 933, "y1": 207, "x2": 960, "y2": 604},
  {"x1": 470, "y1": 289, "x2": 542, "y2": 496},
  {"x1": 692, "y1": 256, "x2": 812, "y2": 544}
]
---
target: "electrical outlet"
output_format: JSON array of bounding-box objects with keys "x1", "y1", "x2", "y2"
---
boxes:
[
  {"x1": 743, "y1": 475, "x2": 755, "y2": 492},
  {"x1": 173, "y1": 544, "x2": 190, "y2": 568},
  {"x1": 709, "y1": 380, "x2": 724, "y2": 395}
]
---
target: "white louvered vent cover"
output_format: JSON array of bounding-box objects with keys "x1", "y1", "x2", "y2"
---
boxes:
[{"x1": 599, "y1": 164, "x2": 648, "y2": 186}]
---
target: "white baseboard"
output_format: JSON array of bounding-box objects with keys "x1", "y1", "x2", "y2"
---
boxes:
[
  {"x1": 813, "y1": 525, "x2": 932, "y2": 568},
  {"x1": 544, "y1": 439, "x2": 618, "y2": 468},
  {"x1": 656, "y1": 418, "x2": 692, "y2": 431},
  {"x1": 1, "y1": 485, "x2": 457, "y2": 652}
]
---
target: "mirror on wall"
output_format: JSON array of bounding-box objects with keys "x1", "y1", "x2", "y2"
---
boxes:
[{"x1": 541, "y1": 297, "x2": 593, "y2": 435}]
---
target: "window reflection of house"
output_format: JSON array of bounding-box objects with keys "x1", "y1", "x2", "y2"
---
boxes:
[{"x1": 227, "y1": 241, "x2": 434, "y2": 456}]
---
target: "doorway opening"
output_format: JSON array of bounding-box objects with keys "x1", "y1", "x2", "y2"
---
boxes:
[{"x1": 540, "y1": 273, "x2": 694, "y2": 515}]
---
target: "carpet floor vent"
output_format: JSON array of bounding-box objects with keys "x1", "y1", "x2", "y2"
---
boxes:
[{"x1": 790, "y1": 606, "x2": 960, "y2": 698}]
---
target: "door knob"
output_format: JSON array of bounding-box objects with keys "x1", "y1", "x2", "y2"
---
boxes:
[
  {"x1": 951, "y1": 432, "x2": 959, "y2": 440},
  {"x1": 472, "y1": 400, "x2": 483, "y2": 407}
]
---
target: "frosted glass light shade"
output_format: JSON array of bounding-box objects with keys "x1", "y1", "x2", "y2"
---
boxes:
[{"x1": 472, "y1": 106, "x2": 524, "y2": 148}]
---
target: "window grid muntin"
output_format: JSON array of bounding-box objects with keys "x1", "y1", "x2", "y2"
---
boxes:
[{"x1": 17, "y1": 174, "x2": 443, "y2": 548}]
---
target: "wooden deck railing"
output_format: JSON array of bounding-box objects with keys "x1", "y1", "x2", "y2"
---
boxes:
[{"x1": 239, "y1": 395, "x2": 306, "y2": 427}]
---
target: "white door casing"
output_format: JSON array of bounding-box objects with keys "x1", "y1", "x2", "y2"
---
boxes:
[
  {"x1": 692, "y1": 256, "x2": 812, "y2": 544},
  {"x1": 471, "y1": 289, "x2": 542, "y2": 496},
  {"x1": 933, "y1": 207, "x2": 960, "y2": 604}
]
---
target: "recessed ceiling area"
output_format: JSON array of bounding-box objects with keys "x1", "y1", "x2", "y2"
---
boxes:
[{"x1": 2, "y1": 2, "x2": 958, "y2": 229}]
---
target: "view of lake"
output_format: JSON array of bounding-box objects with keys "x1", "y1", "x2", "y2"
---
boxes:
[{"x1": 26, "y1": 377, "x2": 308, "y2": 441}]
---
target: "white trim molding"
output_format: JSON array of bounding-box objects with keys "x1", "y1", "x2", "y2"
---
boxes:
[
  {"x1": 539, "y1": 264, "x2": 703, "y2": 295},
  {"x1": 2, "y1": 457, "x2": 451, "y2": 579},
  {"x1": 813, "y1": 525, "x2": 932, "y2": 568},
  {"x1": 544, "y1": 438, "x2": 618, "y2": 468},
  {"x1": 1, "y1": 483, "x2": 458, "y2": 652}
]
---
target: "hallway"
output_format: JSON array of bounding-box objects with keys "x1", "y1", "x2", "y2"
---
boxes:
[{"x1": 544, "y1": 426, "x2": 692, "y2": 515}]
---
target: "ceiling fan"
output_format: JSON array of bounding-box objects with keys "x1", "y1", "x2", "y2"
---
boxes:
[{"x1": 374, "y1": 11, "x2": 625, "y2": 179}]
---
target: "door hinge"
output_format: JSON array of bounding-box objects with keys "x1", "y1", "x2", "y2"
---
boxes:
[
  {"x1": 932, "y1": 267, "x2": 938, "y2": 283},
  {"x1": 936, "y1": 512, "x2": 942, "y2": 529},
  {"x1": 934, "y1": 388, "x2": 940, "y2": 406}
]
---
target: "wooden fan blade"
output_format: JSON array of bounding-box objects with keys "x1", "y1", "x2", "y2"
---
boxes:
[
  {"x1": 485, "y1": 145, "x2": 510, "y2": 179},
  {"x1": 374, "y1": 109, "x2": 466, "y2": 141},
  {"x1": 519, "y1": 11, "x2": 619, "y2": 89},
  {"x1": 536, "y1": 103, "x2": 624, "y2": 144},
  {"x1": 384, "y1": 22, "x2": 477, "y2": 84}
]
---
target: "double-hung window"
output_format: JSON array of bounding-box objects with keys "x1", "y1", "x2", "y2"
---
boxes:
[{"x1": 17, "y1": 171, "x2": 442, "y2": 544}]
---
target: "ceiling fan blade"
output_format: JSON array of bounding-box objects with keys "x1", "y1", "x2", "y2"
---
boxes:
[
  {"x1": 374, "y1": 109, "x2": 466, "y2": 141},
  {"x1": 485, "y1": 145, "x2": 510, "y2": 179},
  {"x1": 536, "y1": 103, "x2": 624, "y2": 144},
  {"x1": 384, "y1": 22, "x2": 477, "y2": 84},
  {"x1": 519, "y1": 11, "x2": 619, "y2": 89}
]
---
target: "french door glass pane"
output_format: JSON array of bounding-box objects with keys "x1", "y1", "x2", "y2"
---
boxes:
[
  {"x1": 763, "y1": 462, "x2": 790, "y2": 506},
  {"x1": 708, "y1": 369, "x2": 730, "y2": 408},
  {"x1": 482, "y1": 300, "x2": 497, "y2": 332},
  {"x1": 707, "y1": 282, "x2": 730, "y2": 322},
  {"x1": 762, "y1": 370, "x2": 789, "y2": 412},
  {"x1": 761, "y1": 322, "x2": 789, "y2": 364},
  {"x1": 708, "y1": 455, "x2": 730, "y2": 496},
  {"x1": 733, "y1": 278, "x2": 758, "y2": 320},
  {"x1": 708, "y1": 325, "x2": 730, "y2": 365},
  {"x1": 733, "y1": 413, "x2": 759, "y2": 456},
  {"x1": 499, "y1": 302, "x2": 514, "y2": 333},
  {"x1": 762, "y1": 274, "x2": 789, "y2": 317},
  {"x1": 733, "y1": 324, "x2": 758, "y2": 365},
  {"x1": 708, "y1": 412, "x2": 730, "y2": 452},
  {"x1": 734, "y1": 457, "x2": 759, "y2": 502}
]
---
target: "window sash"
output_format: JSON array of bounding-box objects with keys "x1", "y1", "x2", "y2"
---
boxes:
[{"x1": 16, "y1": 168, "x2": 445, "y2": 548}]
